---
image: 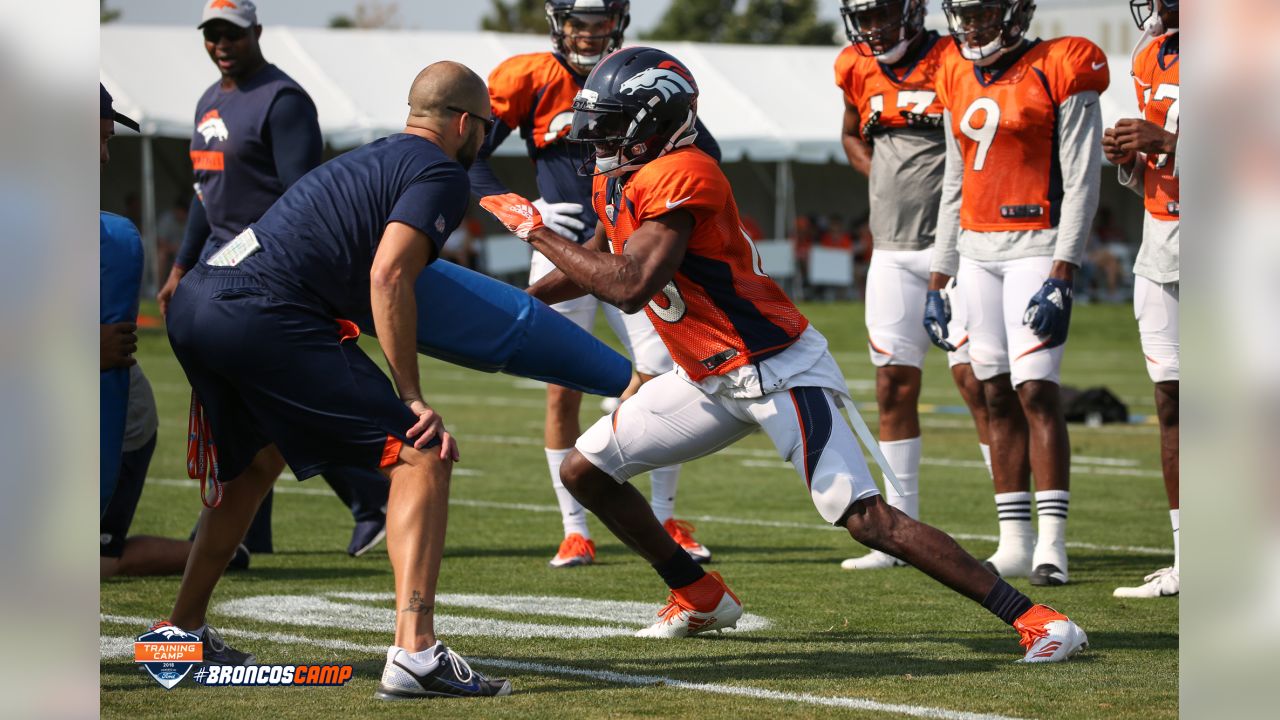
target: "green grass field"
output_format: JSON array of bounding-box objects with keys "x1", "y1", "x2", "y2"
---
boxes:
[{"x1": 101, "y1": 300, "x2": 1177, "y2": 719}]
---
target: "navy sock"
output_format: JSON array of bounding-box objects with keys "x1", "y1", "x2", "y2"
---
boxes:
[
  {"x1": 652, "y1": 548, "x2": 705, "y2": 590},
  {"x1": 982, "y1": 579, "x2": 1035, "y2": 626}
]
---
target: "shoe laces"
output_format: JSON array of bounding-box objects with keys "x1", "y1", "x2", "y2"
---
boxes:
[
  {"x1": 1013, "y1": 606, "x2": 1063, "y2": 651},
  {"x1": 663, "y1": 518, "x2": 699, "y2": 547},
  {"x1": 440, "y1": 646, "x2": 475, "y2": 683},
  {"x1": 655, "y1": 593, "x2": 695, "y2": 624},
  {"x1": 557, "y1": 534, "x2": 593, "y2": 559}
]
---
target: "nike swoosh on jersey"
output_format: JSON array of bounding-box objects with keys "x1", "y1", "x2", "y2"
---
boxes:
[
  {"x1": 1091, "y1": 61, "x2": 1107, "y2": 70},
  {"x1": 666, "y1": 196, "x2": 693, "y2": 209}
]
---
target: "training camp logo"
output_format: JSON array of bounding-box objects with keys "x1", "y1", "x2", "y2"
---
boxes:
[
  {"x1": 198, "y1": 109, "x2": 230, "y2": 143},
  {"x1": 620, "y1": 68, "x2": 694, "y2": 101},
  {"x1": 134, "y1": 624, "x2": 203, "y2": 689}
]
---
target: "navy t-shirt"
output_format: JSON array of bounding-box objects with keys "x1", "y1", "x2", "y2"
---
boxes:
[{"x1": 241, "y1": 133, "x2": 470, "y2": 318}]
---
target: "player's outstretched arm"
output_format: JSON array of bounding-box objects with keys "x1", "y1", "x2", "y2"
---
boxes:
[
  {"x1": 483, "y1": 193, "x2": 692, "y2": 313},
  {"x1": 526, "y1": 222, "x2": 605, "y2": 305}
]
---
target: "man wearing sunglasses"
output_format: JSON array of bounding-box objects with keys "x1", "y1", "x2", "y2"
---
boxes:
[
  {"x1": 470, "y1": 0, "x2": 722, "y2": 571},
  {"x1": 159, "y1": 0, "x2": 393, "y2": 561}
]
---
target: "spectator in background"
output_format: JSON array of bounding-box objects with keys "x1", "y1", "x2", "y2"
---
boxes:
[
  {"x1": 1083, "y1": 206, "x2": 1127, "y2": 302},
  {"x1": 154, "y1": 194, "x2": 190, "y2": 283},
  {"x1": 441, "y1": 213, "x2": 483, "y2": 270},
  {"x1": 791, "y1": 214, "x2": 818, "y2": 290},
  {"x1": 156, "y1": 0, "x2": 390, "y2": 558}
]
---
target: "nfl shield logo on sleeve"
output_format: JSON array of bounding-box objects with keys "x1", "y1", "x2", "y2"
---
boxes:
[
  {"x1": 134, "y1": 624, "x2": 203, "y2": 689},
  {"x1": 435, "y1": 214, "x2": 447, "y2": 235}
]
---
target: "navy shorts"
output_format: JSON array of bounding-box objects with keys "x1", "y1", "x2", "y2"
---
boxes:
[{"x1": 167, "y1": 265, "x2": 424, "y2": 483}]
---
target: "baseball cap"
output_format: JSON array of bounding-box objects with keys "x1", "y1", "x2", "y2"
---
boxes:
[
  {"x1": 198, "y1": 0, "x2": 258, "y2": 29},
  {"x1": 100, "y1": 84, "x2": 140, "y2": 132}
]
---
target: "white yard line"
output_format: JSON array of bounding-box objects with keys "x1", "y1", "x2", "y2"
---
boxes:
[
  {"x1": 99, "y1": 615, "x2": 1028, "y2": 720},
  {"x1": 147, "y1": 478, "x2": 1171, "y2": 557}
]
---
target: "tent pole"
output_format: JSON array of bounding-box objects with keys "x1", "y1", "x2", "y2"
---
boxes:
[
  {"x1": 773, "y1": 159, "x2": 791, "y2": 241},
  {"x1": 140, "y1": 134, "x2": 159, "y2": 297}
]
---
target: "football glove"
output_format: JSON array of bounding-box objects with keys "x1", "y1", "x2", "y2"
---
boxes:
[
  {"x1": 860, "y1": 109, "x2": 884, "y2": 142},
  {"x1": 1023, "y1": 278, "x2": 1074, "y2": 349},
  {"x1": 480, "y1": 193, "x2": 544, "y2": 241},
  {"x1": 532, "y1": 197, "x2": 586, "y2": 241},
  {"x1": 901, "y1": 111, "x2": 944, "y2": 129},
  {"x1": 923, "y1": 285, "x2": 956, "y2": 352}
]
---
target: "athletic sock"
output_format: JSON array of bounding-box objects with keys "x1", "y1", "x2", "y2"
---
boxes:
[
  {"x1": 981, "y1": 578, "x2": 1035, "y2": 626},
  {"x1": 989, "y1": 492, "x2": 1034, "y2": 573},
  {"x1": 649, "y1": 465, "x2": 681, "y2": 524},
  {"x1": 1170, "y1": 508, "x2": 1180, "y2": 570},
  {"x1": 652, "y1": 547, "x2": 705, "y2": 591},
  {"x1": 880, "y1": 437, "x2": 922, "y2": 520},
  {"x1": 979, "y1": 443, "x2": 993, "y2": 479},
  {"x1": 393, "y1": 641, "x2": 443, "y2": 673},
  {"x1": 546, "y1": 448, "x2": 589, "y2": 539},
  {"x1": 1034, "y1": 490, "x2": 1070, "y2": 568}
]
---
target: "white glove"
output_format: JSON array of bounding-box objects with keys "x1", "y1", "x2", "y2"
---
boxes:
[{"x1": 532, "y1": 198, "x2": 585, "y2": 241}]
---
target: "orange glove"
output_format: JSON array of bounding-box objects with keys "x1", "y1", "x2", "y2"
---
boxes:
[{"x1": 479, "y1": 193, "x2": 544, "y2": 241}]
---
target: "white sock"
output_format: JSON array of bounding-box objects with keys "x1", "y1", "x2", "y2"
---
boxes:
[
  {"x1": 979, "y1": 443, "x2": 993, "y2": 479},
  {"x1": 1034, "y1": 490, "x2": 1070, "y2": 568},
  {"x1": 990, "y1": 491, "x2": 1034, "y2": 573},
  {"x1": 390, "y1": 641, "x2": 442, "y2": 672},
  {"x1": 648, "y1": 465, "x2": 681, "y2": 524},
  {"x1": 880, "y1": 437, "x2": 922, "y2": 520},
  {"x1": 1170, "y1": 508, "x2": 1180, "y2": 570},
  {"x1": 547, "y1": 448, "x2": 589, "y2": 538}
]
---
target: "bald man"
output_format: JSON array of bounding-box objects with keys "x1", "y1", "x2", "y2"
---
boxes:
[{"x1": 154, "y1": 62, "x2": 512, "y2": 699}]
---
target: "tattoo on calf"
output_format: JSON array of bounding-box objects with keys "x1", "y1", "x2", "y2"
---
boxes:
[{"x1": 400, "y1": 590, "x2": 434, "y2": 615}]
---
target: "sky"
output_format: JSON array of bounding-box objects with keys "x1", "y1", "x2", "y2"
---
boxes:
[{"x1": 105, "y1": 0, "x2": 1090, "y2": 33}]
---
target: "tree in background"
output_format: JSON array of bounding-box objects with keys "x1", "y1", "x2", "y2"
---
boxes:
[
  {"x1": 481, "y1": 0, "x2": 547, "y2": 34},
  {"x1": 643, "y1": 0, "x2": 737, "y2": 43},
  {"x1": 329, "y1": 1, "x2": 403, "y2": 30},
  {"x1": 646, "y1": 0, "x2": 837, "y2": 46},
  {"x1": 101, "y1": 0, "x2": 120, "y2": 24}
]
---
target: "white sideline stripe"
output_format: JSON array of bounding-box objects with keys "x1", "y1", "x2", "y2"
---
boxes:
[
  {"x1": 147, "y1": 478, "x2": 1171, "y2": 557},
  {"x1": 99, "y1": 616, "x2": 1025, "y2": 720},
  {"x1": 739, "y1": 458, "x2": 1161, "y2": 479}
]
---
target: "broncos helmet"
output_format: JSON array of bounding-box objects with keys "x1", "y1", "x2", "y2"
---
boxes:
[
  {"x1": 546, "y1": 0, "x2": 631, "y2": 71},
  {"x1": 1130, "y1": 0, "x2": 1178, "y2": 32},
  {"x1": 840, "y1": 0, "x2": 928, "y2": 63},
  {"x1": 568, "y1": 47, "x2": 700, "y2": 178},
  {"x1": 941, "y1": 0, "x2": 1036, "y2": 65}
]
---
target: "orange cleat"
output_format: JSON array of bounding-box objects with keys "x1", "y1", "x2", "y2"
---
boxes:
[
  {"x1": 1014, "y1": 604, "x2": 1089, "y2": 663},
  {"x1": 636, "y1": 571, "x2": 742, "y2": 638},
  {"x1": 548, "y1": 533, "x2": 595, "y2": 568},
  {"x1": 663, "y1": 518, "x2": 712, "y2": 564}
]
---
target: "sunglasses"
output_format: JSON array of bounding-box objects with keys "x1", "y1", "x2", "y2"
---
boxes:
[
  {"x1": 446, "y1": 106, "x2": 496, "y2": 135},
  {"x1": 203, "y1": 26, "x2": 248, "y2": 44}
]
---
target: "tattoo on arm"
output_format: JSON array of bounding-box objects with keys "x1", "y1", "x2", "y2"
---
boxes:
[{"x1": 400, "y1": 590, "x2": 434, "y2": 615}]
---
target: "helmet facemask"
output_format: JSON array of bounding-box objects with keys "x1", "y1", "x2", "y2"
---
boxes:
[
  {"x1": 943, "y1": 0, "x2": 1034, "y2": 66},
  {"x1": 841, "y1": 0, "x2": 925, "y2": 65},
  {"x1": 547, "y1": 2, "x2": 630, "y2": 72},
  {"x1": 568, "y1": 92, "x2": 697, "y2": 178}
]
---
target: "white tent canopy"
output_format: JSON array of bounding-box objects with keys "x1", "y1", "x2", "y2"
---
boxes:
[{"x1": 101, "y1": 25, "x2": 1140, "y2": 163}]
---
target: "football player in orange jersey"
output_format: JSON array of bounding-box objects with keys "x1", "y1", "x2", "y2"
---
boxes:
[
  {"x1": 470, "y1": 0, "x2": 721, "y2": 569},
  {"x1": 834, "y1": 0, "x2": 1001, "y2": 571},
  {"x1": 482, "y1": 47, "x2": 1088, "y2": 663},
  {"x1": 928, "y1": 0, "x2": 1109, "y2": 586},
  {"x1": 1106, "y1": 0, "x2": 1180, "y2": 599}
]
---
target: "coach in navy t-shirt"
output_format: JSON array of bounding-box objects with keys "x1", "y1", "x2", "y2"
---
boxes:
[{"x1": 160, "y1": 62, "x2": 512, "y2": 698}]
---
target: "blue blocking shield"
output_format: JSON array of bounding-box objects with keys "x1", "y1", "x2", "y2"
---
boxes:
[
  {"x1": 100, "y1": 212, "x2": 143, "y2": 516},
  {"x1": 357, "y1": 260, "x2": 632, "y2": 398}
]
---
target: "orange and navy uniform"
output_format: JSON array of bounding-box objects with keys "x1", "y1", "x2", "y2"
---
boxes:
[
  {"x1": 592, "y1": 147, "x2": 808, "y2": 381},
  {"x1": 935, "y1": 37, "x2": 1110, "y2": 231},
  {"x1": 1132, "y1": 33, "x2": 1180, "y2": 220},
  {"x1": 834, "y1": 31, "x2": 954, "y2": 129},
  {"x1": 471, "y1": 52, "x2": 720, "y2": 244}
]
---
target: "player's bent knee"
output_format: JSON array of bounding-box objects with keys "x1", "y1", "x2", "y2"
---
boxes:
[
  {"x1": 840, "y1": 496, "x2": 897, "y2": 550},
  {"x1": 559, "y1": 451, "x2": 612, "y2": 501}
]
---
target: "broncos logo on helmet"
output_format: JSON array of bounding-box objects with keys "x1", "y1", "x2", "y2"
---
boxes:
[{"x1": 620, "y1": 68, "x2": 695, "y2": 102}]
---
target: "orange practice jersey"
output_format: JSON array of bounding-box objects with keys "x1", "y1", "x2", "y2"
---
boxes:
[
  {"x1": 936, "y1": 37, "x2": 1110, "y2": 231},
  {"x1": 592, "y1": 148, "x2": 809, "y2": 381},
  {"x1": 488, "y1": 52, "x2": 582, "y2": 150},
  {"x1": 834, "y1": 32, "x2": 954, "y2": 130},
  {"x1": 1132, "y1": 33, "x2": 1180, "y2": 220}
]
